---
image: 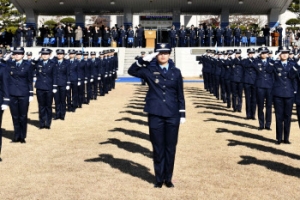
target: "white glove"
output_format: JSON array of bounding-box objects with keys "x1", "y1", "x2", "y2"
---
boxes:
[
  {"x1": 78, "y1": 82, "x2": 81, "y2": 86},
  {"x1": 33, "y1": 77, "x2": 37, "y2": 82},
  {"x1": 143, "y1": 52, "x2": 159, "y2": 62},
  {"x1": 297, "y1": 60, "x2": 300, "y2": 67},
  {"x1": 52, "y1": 89, "x2": 57, "y2": 93},
  {"x1": 90, "y1": 79, "x2": 94, "y2": 82},
  {"x1": 231, "y1": 54, "x2": 235, "y2": 59},
  {"x1": 3, "y1": 52, "x2": 12, "y2": 61},
  {"x1": 29, "y1": 96, "x2": 33, "y2": 102},
  {"x1": 180, "y1": 117, "x2": 186, "y2": 124},
  {"x1": 1, "y1": 104, "x2": 8, "y2": 110},
  {"x1": 66, "y1": 85, "x2": 70, "y2": 90},
  {"x1": 84, "y1": 80, "x2": 87, "y2": 84},
  {"x1": 97, "y1": 77, "x2": 101, "y2": 80},
  {"x1": 109, "y1": 74, "x2": 112, "y2": 77},
  {"x1": 105, "y1": 75, "x2": 108, "y2": 78}
]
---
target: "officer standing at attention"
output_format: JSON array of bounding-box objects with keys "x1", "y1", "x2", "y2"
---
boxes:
[
  {"x1": 7, "y1": 47, "x2": 33, "y2": 143},
  {"x1": 75, "y1": 50, "x2": 87, "y2": 108},
  {"x1": 251, "y1": 47, "x2": 274, "y2": 130},
  {"x1": 178, "y1": 25, "x2": 186, "y2": 47},
  {"x1": 136, "y1": 24, "x2": 144, "y2": 48},
  {"x1": 169, "y1": 25, "x2": 177, "y2": 48},
  {"x1": 205, "y1": 25, "x2": 214, "y2": 46},
  {"x1": 53, "y1": 49, "x2": 70, "y2": 120},
  {"x1": 98, "y1": 51, "x2": 106, "y2": 96},
  {"x1": 128, "y1": 43, "x2": 186, "y2": 188},
  {"x1": 0, "y1": 58, "x2": 10, "y2": 161},
  {"x1": 189, "y1": 25, "x2": 197, "y2": 47},
  {"x1": 214, "y1": 25, "x2": 223, "y2": 46},
  {"x1": 270, "y1": 47, "x2": 298, "y2": 144},
  {"x1": 230, "y1": 49, "x2": 244, "y2": 112},
  {"x1": 90, "y1": 51, "x2": 99, "y2": 100},
  {"x1": 67, "y1": 49, "x2": 79, "y2": 112},
  {"x1": 35, "y1": 48, "x2": 57, "y2": 129},
  {"x1": 83, "y1": 51, "x2": 92, "y2": 104},
  {"x1": 223, "y1": 25, "x2": 232, "y2": 47},
  {"x1": 241, "y1": 48, "x2": 257, "y2": 119},
  {"x1": 233, "y1": 25, "x2": 241, "y2": 46},
  {"x1": 197, "y1": 24, "x2": 205, "y2": 47}
]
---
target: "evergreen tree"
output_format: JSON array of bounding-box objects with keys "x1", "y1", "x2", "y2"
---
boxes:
[
  {"x1": 0, "y1": 0, "x2": 25, "y2": 33},
  {"x1": 288, "y1": 0, "x2": 300, "y2": 18}
]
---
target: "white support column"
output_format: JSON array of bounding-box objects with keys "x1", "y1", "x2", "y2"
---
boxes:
[{"x1": 25, "y1": 8, "x2": 37, "y2": 28}]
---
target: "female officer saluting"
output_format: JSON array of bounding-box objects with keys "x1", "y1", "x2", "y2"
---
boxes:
[{"x1": 128, "y1": 43, "x2": 186, "y2": 188}]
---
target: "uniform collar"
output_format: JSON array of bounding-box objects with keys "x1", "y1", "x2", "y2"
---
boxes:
[{"x1": 159, "y1": 64, "x2": 169, "y2": 71}]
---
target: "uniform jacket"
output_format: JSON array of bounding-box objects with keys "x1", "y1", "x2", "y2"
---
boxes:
[
  {"x1": 7, "y1": 60, "x2": 33, "y2": 96},
  {"x1": 35, "y1": 59, "x2": 57, "y2": 90},
  {"x1": 0, "y1": 64, "x2": 10, "y2": 105},
  {"x1": 223, "y1": 58, "x2": 232, "y2": 80},
  {"x1": 76, "y1": 59, "x2": 87, "y2": 80},
  {"x1": 268, "y1": 60, "x2": 296, "y2": 98},
  {"x1": 241, "y1": 57, "x2": 257, "y2": 85},
  {"x1": 251, "y1": 58, "x2": 274, "y2": 89},
  {"x1": 230, "y1": 57, "x2": 244, "y2": 82},
  {"x1": 54, "y1": 59, "x2": 70, "y2": 86},
  {"x1": 68, "y1": 59, "x2": 78, "y2": 82},
  {"x1": 128, "y1": 58, "x2": 185, "y2": 118},
  {"x1": 169, "y1": 29, "x2": 177, "y2": 38}
]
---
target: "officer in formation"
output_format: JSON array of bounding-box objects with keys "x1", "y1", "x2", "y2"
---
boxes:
[
  {"x1": 0, "y1": 47, "x2": 118, "y2": 145},
  {"x1": 135, "y1": 51, "x2": 146, "y2": 85},
  {"x1": 128, "y1": 43, "x2": 186, "y2": 188},
  {"x1": 199, "y1": 45, "x2": 300, "y2": 145}
]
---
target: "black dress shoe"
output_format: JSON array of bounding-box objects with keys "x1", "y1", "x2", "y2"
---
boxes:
[
  {"x1": 60, "y1": 117, "x2": 65, "y2": 120},
  {"x1": 165, "y1": 181, "x2": 174, "y2": 188},
  {"x1": 20, "y1": 139, "x2": 26, "y2": 143},
  {"x1": 251, "y1": 117, "x2": 256, "y2": 120},
  {"x1": 154, "y1": 182, "x2": 163, "y2": 188},
  {"x1": 237, "y1": 110, "x2": 241, "y2": 112},
  {"x1": 0, "y1": 157, "x2": 2, "y2": 162},
  {"x1": 258, "y1": 127, "x2": 264, "y2": 130},
  {"x1": 11, "y1": 139, "x2": 19, "y2": 143},
  {"x1": 265, "y1": 127, "x2": 272, "y2": 131},
  {"x1": 45, "y1": 126, "x2": 50, "y2": 129},
  {"x1": 283, "y1": 140, "x2": 291, "y2": 144},
  {"x1": 53, "y1": 117, "x2": 59, "y2": 120},
  {"x1": 276, "y1": 140, "x2": 281, "y2": 145}
]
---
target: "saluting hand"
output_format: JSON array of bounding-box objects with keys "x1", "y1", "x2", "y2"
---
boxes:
[{"x1": 142, "y1": 52, "x2": 159, "y2": 63}]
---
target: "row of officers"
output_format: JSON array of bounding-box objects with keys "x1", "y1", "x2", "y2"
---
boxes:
[
  {"x1": 199, "y1": 46, "x2": 300, "y2": 145},
  {"x1": 169, "y1": 24, "x2": 256, "y2": 47},
  {"x1": 0, "y1": 47, "x2": 119, "y2": 161}
]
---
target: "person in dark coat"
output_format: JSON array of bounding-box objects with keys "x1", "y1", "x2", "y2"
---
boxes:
[
  {"x1": 128, "y1": 43, "x2": 186, "y2": 188},
  {"x1": 7, "y1": 47, "x2": 33, "y2": 143}
]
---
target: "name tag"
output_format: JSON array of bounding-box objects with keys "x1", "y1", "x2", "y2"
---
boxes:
[{"x1": 153, "y1": 72, "x2": 160, "y2": 75}]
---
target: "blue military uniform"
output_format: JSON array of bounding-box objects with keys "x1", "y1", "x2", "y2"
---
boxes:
[
  {"x1": 178, "y1": 26, "x2": 186, "y2": 47},
  {"x1": 128, "y1": 43, "x2": 185, "y2": 188},
  {"x1": 98, "y1": 51, "x2": 106, "y2": 96},
  {"x1": 230, "y1": 49, "x2": 244, "y2": 112},
  {"x1": 223, "y1": 26, "x2": 232, "y2": 46},
  {"x1": 75, "y1": 50, "x2": 87, "y2": 108},
  {"x1": 233, "y1": 27, "x2": 241, "y2": 46},
  {"x1": 197, "y1": 26, "x2": 205, "y2": 47},
  {"x1": 35, "y1": 48, "x2": 57, "y2": 129},
  {"x1": 136, "y1": 25, "x2": 144, "y2": 48},
  {"x1": 189, "y1": 26, "x2": 197, "y2": 47},
  {"x1": 66, "y1": 50, "x2": 79, "y2": 112},
  {"x1": 83, "y1": 51, "x2": 92, "y2": 104},
  {"x1": 270, "y1": 47, "x2": 297, "y2": 144},
  {"x1": 0, "y1": 61, "x2": 10, "y2": 160},
  {"x1": 241, "y1": 48, "x2": 257, "y2": 119},
  {"x1": 90, "y1": 51, "x2": 99, "y2": 100},
  {"x1": 205, "y1": 26, "x2": 214, "y2": 46},
  {"x1": 7, "y1": 47, "x2": 33, "y2": 142},
  {"x1": 223, "y1": 50, "x2": 233, "y2": 108},
  {"x1": 53, "y1": 49, "x2": 70, "y2": 120},
  {"x1": 251, "y1": 47, "x2": 274, "y2": 130},
  {"x1": 126, "y1": 27, "x2": 134, "y2": 48},
  {"x1": 169, "y1": 26, "x2": 177, "y2": 48},
  {"x1": 214, "y1": 27, "x2": 223, "y2": 46}
]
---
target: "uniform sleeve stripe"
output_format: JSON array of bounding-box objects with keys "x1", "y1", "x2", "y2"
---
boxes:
[
  {"x1": 179, "y1": 110, "x2": 186, "y2": 112},
  {"x1": 3, "y1": 98, "x2": 10, "y2": 101},
  {"x1": 30, "y1": 91, "x2": 33, "y2": 93},
  {"x1": 136, "y1": 60, "x2": 142, "y2": 67}
]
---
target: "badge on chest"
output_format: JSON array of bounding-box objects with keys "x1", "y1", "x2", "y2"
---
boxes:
[{"x1": 153, "y1": 72, "x2": 160, "y2": 84}]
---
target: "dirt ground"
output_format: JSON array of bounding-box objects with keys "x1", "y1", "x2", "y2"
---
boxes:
[{"x1": 0, "y1": 82, "x2": 300, "y2": 200}]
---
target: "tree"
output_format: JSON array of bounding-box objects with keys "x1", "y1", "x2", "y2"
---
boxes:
[
  {"x1": 286, "y1": 18, "x2": 300, "y2": 27},
  {"x1": 0, "y1": 0, "x2": 25, "y2": 33},
  {"x1": 60, "y1": 17, "x2": 75, "y2": 25},
  {"x1": 288, "y1": 0, "x2": 300, "y2": 18}
]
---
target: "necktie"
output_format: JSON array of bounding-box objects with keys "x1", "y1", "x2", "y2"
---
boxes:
[
  {"x1": 283, "y1": 63, "x2": 287, "y2": 68},
  {"x1": 163, "y1": 68, "x2": 167, "y2": 74},
  {"x1": 43, "y1": 62, "x2": 46, "y2": 66},
  {"x1": 16, "y1": 63, "x2": 19, "y2": 68},
  {"x1": 58, "y1": 61, "x2": 61, "y2": 65}
]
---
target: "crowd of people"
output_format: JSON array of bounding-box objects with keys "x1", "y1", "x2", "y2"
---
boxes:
[
  {"x1": 0, "y1": 47, "x2": 119, "y2": 161},
  {"x1": 199, "y1": 45, "x2": 300, "y2": 145}
]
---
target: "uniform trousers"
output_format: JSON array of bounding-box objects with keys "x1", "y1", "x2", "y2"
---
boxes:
[
  {"x1": 85, "y1": 80, "x2": 92, "y2": 104},
  {"x1": 53, "y1": 86, "x2": 67, "y2": 119},
  {"x1": 231, "y1": 81, "x2": 243, "y2": 111},
  {"x1": 91, "y1": 79, "x2": 98, "y2": 99},
  {"x1": 179, "y1": 37, "x2": 185, "y2": 47},
  {"x1": 220, "y1": 77, "x2": 226, "y2": 102},
  {"x1": 9, "y1": 95, "x2": 29, "y2": 140},
  {"x1": 214, "y1": 75, "x2": 220, "y2": 99},
  {"x1": 198, "y1": 37, "x2": 204, "y2": 47},
  {"x1": 170, "y1": 37, "x2": 176, "y2": 48},
  {"x1": 256, "y1": 87, "x2": 272, "y2": 129},
  {"x1": 244, "y1": 83, "x2": 256, "y2": 118},
  {"x1": 137, "y1": 37, "x2": 143, "y2": 47},
  {"x1": 36, "y1": 89, "x2": 53, "y2": 127},
  {"x1": 225, "y1": 79, "x2": 231, "y2": 107},
  {"x1": 225, "y1": 37, "x2": 231, "y2": 46},
  {"x1": 234, "y1": 36, "x2": 240, "y2": 46},
  {"x1": 273, "y1": 96, "x2": 294, "y2": 142},
  {"x1": 67, "y1": 81, "x2": 78, "y2": 111},
  {"x1": 99, "y1": 75, "x2": 106, "y2": 95},
  {"x1": 209, "y1": 73, "x2": 214, "y2": 93},
  {"x1": 148, "y1": 113, "x2": 180, "y2": 183},
  {"x1": 78, "y1": 81, "x2": 84, "y2": 107},
  {"x1": 112, "y1": 72, "x2": 116, "y2": 89},
  {"x1": 203, "y1": 72, "x2": 208, "y2": 90},
  {"x1": 296, "y1": 105, "x2": 300, "y2": 128}
]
